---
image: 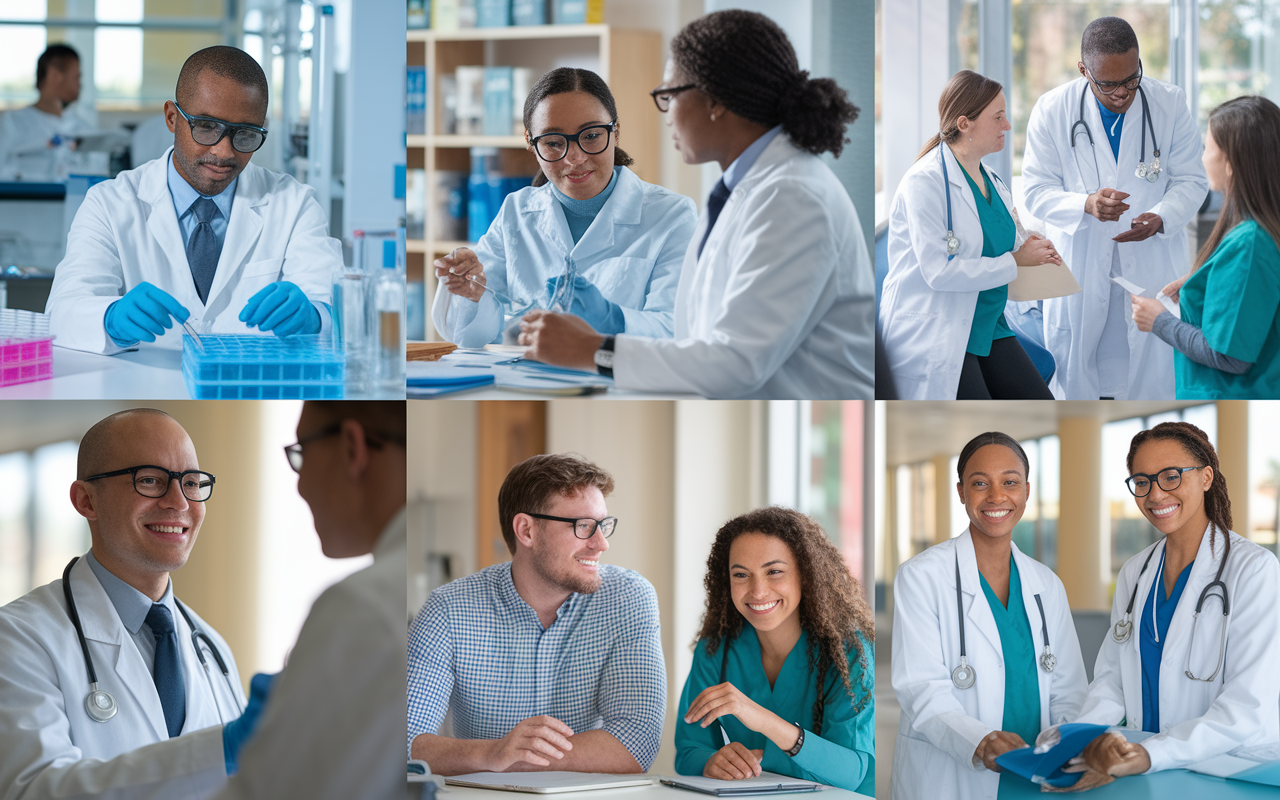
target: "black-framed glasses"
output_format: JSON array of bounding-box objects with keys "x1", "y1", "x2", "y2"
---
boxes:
[
  {"x1": 529, "y1": 123, "x2": 616, "y2": 162},
  {"x1": 1085, "y1": 59, "x2": 1143, "y2": 96},
  {"x1": 1125, "y1": 465, "x2": 1205, "y2": 497},
  {"x1": 650, "y1": 83, "x2": 697, "y2": 113},
  {"x1": 84, "y1": 465, "x2": 216, "y2": 502},
  {"x1": 526, "y1": 512, "x2": 618, "y2": 540},
  {"x1": 173, "y1": 101, "x2": 268, "y2": 153},
  {"x1": 284, "y1": 423, "x2": 407, "y2": 473}
]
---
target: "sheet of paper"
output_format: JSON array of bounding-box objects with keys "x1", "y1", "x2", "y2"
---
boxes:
[
  {"x1": 1110, "y1": 276, "x2": 1181, "y2": 318},
  {"x1": 659, "y1": 772, "x2": 820, "y2": 793},
  {"x1": 1007, "y1": 262, "x2": 1081, "y2": 302}
]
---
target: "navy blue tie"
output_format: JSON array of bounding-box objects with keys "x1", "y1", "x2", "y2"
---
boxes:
[
  {"x1": 187, "y1": 197, "x2": 221, "y2": 304},
  {"x1": 697, "y1": 178, "x2": 732, "y2": 259},
  {"x1": 145, "y1": 603, "x2": 186, "y2": 738}
]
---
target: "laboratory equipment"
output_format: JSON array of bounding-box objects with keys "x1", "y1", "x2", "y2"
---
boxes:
[
  {"x1": 375, "y1": 239, "x2": 406, "y2": 392},
  {"x1": 181, "y1": 334, "x2": 344, "y2": 399},
  {"x1": 0, "y1": 308, "x2": 54, "y2": 387}
]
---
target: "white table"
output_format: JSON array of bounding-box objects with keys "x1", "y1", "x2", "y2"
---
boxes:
[{"x1": 413, "y1": 779, "x2": 872, "y2": 800}]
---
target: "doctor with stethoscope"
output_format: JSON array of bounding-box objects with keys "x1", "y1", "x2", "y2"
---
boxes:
[
  {"x1": 0, "y1": 409, "x2": 271, "y2": 800},
  {"x1": 880, "y1": 71, "x2": 1061, "y2": 400},
  {"x1": 891, "y1": 432, "x2": 1088, "y2": 800},
  {"x1": 1021, "y1": 16, "x2": 1208, "y2": 400},
  {"x1": 1041, "y1": 421, "x2": 1280, "y2": 790}
]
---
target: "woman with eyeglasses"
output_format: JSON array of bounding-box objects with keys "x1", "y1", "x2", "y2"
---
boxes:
[
  {"x1": 674, "y1": 508, "x2": 874, "y2": 793},
  {"x1": 1040, "y1": 421, "x2": 1280, "y2": 790},
  {"x1": 432, "y1": 67, "x2": 697, "y2": 348},
  {"x1": 517, "y1": 10, "x2": 873, "y2": 399},
  {"x1": 1131, "y1": 96, "x2": 1280, "y2": 399}
]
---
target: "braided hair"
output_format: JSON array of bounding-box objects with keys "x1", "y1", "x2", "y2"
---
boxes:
[
  {"x1": 1126, "y1": 422, "x2": 1232, "y2": 549},
  {"x1": 693, "y1": 507, "x2": 874, "y2": 732},
  {"x1": 670, "y1": 10, "x2": 859, "y2": 158}
]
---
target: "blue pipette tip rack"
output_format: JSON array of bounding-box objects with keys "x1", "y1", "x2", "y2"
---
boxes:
[{"x1": 182, "y1": 334, "x2": 345, "y2": 399}]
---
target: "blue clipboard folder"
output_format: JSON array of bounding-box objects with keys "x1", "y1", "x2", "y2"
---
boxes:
[
  {"x1": 995, "y1": 723, "x2": 1112, "y2": 788},
  {"x1": 406, "y1": 364, "x2": 495, "y2": 397}
]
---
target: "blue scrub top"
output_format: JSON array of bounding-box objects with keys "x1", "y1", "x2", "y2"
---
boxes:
[
  {"x1": 1095, "y1": 97, "x2": 1124, "y2": 162},
  {"x1": 1139, "y1": 549, "x2": 1194, "y2": 733},
  {"x1": 978, "y1": 555, "x2": 1041, "y2": 746},
  {"x1": 961, "y1": 163, "x2": 1017, "y2": 356}
]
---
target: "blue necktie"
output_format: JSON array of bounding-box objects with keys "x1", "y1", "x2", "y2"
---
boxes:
[
  {"x1": 145, "y1": 603, "x2": 186, "y2": 738},
  {"x1": 697, "y1": 178, "x2": 732, "y2": 259},
  {"x1": 187, "y1": 197, "x2": 222, "y2": 304}
]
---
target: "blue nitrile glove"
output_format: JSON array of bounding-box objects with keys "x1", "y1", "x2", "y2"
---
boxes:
[
  {"x1": 543, "y1": 275, "x2": 626, "y2": 335},
  {"x1": 222, "y1": 672, "x2": 277, "y2": 775},
  {"x1": 239, "y1": 281, "x2": 321, "y2": 337},
  {"x1": 104, "y1": 281, "x2": 190, "y2": 347}
]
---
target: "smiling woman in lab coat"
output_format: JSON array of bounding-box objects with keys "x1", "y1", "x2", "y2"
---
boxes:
[
  {"x1": 518, "y1": 10, "x2": 874, "y2": 399},
  {"x1": 891, "y1": 432, "x2": 1087, "y2": 800},
  {"x1": 880, "y1": 71, "x2": 1062, "y2": 400},
  {"x1": 1049, "y1": 422, "x2": 1280, "y2": 790},
  {"x1": 432, "y1": 67, "x2": 696, "y2": 347}
]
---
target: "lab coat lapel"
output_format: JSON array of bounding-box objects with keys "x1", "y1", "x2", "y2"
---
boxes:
[
  {"x1": 207, "y1": 164, "x2": 266, "y2": 308},
  {"x1": 1163, "y1": 526, "x2": 1226, "y2": 685},
  {"x1": 138, "y1": 154, "x2": 203, "y2": 312},
  {"x1": 522, "y1": 186, "x2": 573, "y2": 258},
  {"x1": 954, "y1": 532, "x2": 1005, "y2": 729},
  {"x1": 957, "y1": 531, "x2": 1003, "y2": 657},
  {"x1": 941, "y1": 143, "x2": 980, "y2": 223},
  {"x1": 570, "y1": 168, "x2": 641, "y2": 263},
  {"x1": 1081, "y1": 89, "x2": 1120, "y2": 188},
  {"x1": 73, "y1": 557, "x2": 170, "y2": 742}
]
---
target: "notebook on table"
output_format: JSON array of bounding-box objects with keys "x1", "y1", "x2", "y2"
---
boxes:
[
  {"x1": 444, "y1": 771, "x2": 654, "y2": 794},
  {"x1": 659, "y1": 773, "x2": 822, "y2": 796}
]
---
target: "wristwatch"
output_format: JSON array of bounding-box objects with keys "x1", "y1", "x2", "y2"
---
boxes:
[
  {"x1": 786, "y1": 723, "x2": 805, "y2": 757},
  {"x1": 594, "y1": 335, "x2": 615, "y2": 378}
]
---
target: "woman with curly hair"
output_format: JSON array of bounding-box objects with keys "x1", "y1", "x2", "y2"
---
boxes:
[
  {"x1": 1046, "y1": 421, "x2": 1280, "y2": 790},
  {"x1": 519, "y1": 9, "x2": 874, "y2": 399},
  {"x1": 674, "y1": 507, "x2": 874, "y2": 793}
]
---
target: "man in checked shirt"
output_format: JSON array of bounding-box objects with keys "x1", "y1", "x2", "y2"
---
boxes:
[{"x1": 408, "y1": 453, "x2": 667, "y2": 774}]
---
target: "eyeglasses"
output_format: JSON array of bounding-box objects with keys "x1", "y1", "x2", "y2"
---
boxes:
[
  {"x1": 1085, "y1": 59, "x2": 1143, "y2": 96},
  {"x1": 84, "y1": 465, "x2": 216, "y2": 502},
  {"x1": 173, "y1": 101, "x2": 268, "y2": 153},
  {"x1": 283, "y1": 423, "x2": 406, "y2": 473},
  {"x1": 526, "y1": 512, "x2": 618, "y2": 540},
  {"x1": 529, "y1": 123, "x2": 616, "y2": 162},
  {"x1": 650, "y1": 84, "x2": 697, "y2": 113},
  {"x1": 1125, "y1": 465, "x2": 1205, "y2": 497}
]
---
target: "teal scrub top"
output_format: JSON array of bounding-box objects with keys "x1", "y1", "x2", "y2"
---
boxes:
[
  {"x1": 961, "y1": 164, "x2": 1018, "y2": 356},
  {"x1": 674, "y1": 626, "x2": 874, "y2": 795},
  {"x1": 978, "y1": 556, "x2": 1041, "y2": 747},
  {"x1": 1177, "y1": 219, "x2": 1280, "y2": 398}
]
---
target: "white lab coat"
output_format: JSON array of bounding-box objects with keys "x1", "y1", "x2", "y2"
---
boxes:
[
  {"x1": 0, "y1": 554, "x2": 247, "y2": 800},
  {"x1": 891, "y1": 530, "x2": 1089, "y2": 800},
  {"x1": 879, "y1": 143, "x2": 1029, "y2": 400},
  {"x1": 0, "y1": 104, "x2": 107, "y2": 182},
  {"x1": 1075, "y1": 527, "x2": 1280, "y2": 772},
  {"x1": 210, "y1": 509, "x2": 405, "y2": 800},
  {"x1": 613, "y1": 135, "x2": 875, "y2": 399},
  {"x1": 45, "y1": 148, "x2": 340, "y2": 355},
  {"x1": 1022, "y1": 77, "x2": 1208, "y2": 400},
  {"x1": 432, "y1": 166, "x2": 695, "y2": 347}
]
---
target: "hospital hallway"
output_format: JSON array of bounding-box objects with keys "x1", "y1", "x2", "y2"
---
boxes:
[{"x1": 875, "y1": 611, "x2": 896, "y2": 799}]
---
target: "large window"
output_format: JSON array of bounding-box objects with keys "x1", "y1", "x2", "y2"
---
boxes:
[
  {"x1": 805, "y1": 402, "x2": 869, "y2": 585},
  {"x1": 1197, "y1": 0, "x2": 1280, "y2": 132},
  {"x1": 0, "y1": 441, "x2": 88, "y2": 607},
  {"x1": 1248, "y1": 401, "x2": 1280, "y2": 555}
]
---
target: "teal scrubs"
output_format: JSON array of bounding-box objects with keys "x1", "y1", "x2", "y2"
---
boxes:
[
  {"x1": 1177, "y1": 219, "x2": 1280, "y2": 398},
  {"x1": 978, "y1": 556, "x2": 1041, "y2": 747},
  {"x1": 674, "y1": 626, "x2": 874, "y2": 794},
  {"x1": 962, "y1": 164, "x2": 1018, "y2": 356},
  {"x1": 1139, "y1": 549, "x2": 1194, "y2": 733}
]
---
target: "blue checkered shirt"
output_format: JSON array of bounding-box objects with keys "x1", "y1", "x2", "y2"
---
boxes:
[{"x1": 407, "y1": 562, "x2": 666, "y2": 770}]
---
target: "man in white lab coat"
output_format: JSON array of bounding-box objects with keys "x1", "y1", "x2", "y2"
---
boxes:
[
  {"x1": 0, "y1": 44, "x2": 107, "y2": 182},
  {"x1": 1022, "y1": 16, "x2": 1208, "y2": 400},
  {"x1": 45, "y1": 45, "x2": 339, "y2": 355},
  {"x1": 212, "y1": 401, "x2": 406, "y2": 800},
  {"x1": 0, "y1": 408, "x2": 273, "y2": 800}
]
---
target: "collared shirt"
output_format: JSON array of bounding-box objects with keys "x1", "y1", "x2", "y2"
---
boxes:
[
  {"x1": 85, "y1": 549, "x2": 178, "y2": 680},
  {"x1": 407, "y1": 562, "x2": 667, "y2": 770},
  {"x1": 167, "y1": 150, "x2": 236, "y2": 253},
  {"x1": 549, "y1": 166, "x2": 622, "y2": 244},
  {"x1": 721, "y1": 124, "x2": 784, "y2": 192}
]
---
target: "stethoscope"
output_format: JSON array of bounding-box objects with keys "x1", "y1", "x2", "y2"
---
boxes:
[
  {"x1": 939, "y1": 144, "x2": 1011, "y2": 262},
  {"x1": 1069, "y1": 82, "x2": 1161, "y2": 194},
  {"x1": 951, "y1": 551, "x2": 1056, "y2": 690},
  {"x1": 1110, "y1": 534, "x2": 1231, "y2": 682},
  {"x1": 62, "y1": 557, "x2": 244, "y2": 725}
]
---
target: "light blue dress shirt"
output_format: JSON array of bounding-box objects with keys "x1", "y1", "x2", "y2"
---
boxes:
[
  {"x1": 85, "y1": 549, "x2": 178, "y2": 680},
  {"x1": 722, "y1": 125, "x2": 784, "y2": 192},
  {"x1": 167, "y1": 152, "x2": 236, "y2": 253}
]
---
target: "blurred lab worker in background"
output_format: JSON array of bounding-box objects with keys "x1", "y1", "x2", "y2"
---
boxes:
[
  {"x1": 0, "y1": 44, "x2": 107, "y2": 182},
  {"x1": 433, "y1": 67, "x2": 695, "y2": 347},
  {"x1": 211, "y1": 401, "x2": 406, "y2": 800},
  {"x1": 1021, "y1": 17, "x2": 1207, "y2": 400},
  {"x1": 520, "y1": 10, "x2": 875, "y2": 399},
  {"x1": 45, "y1": 45, "x2": 340, "y2": 355},
  {"x1": 0, "y1": 409, "x2": 274, "y2": 800}
]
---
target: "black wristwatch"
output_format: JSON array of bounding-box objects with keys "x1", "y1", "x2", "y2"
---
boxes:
[
  {"x1": 594, "y1": 335, "x2": 615, "y2": 378},
  {"x1": 786, "y1": 723, "x2": 805, "y2": 757}
]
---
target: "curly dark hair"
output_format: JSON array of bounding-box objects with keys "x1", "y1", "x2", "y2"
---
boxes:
[
  {"x1": 670, "y1": 10, "x2": 859, "y2": 158},
  {"x1": 693, "y1": 507, "x2": 874, "y2": 731},
  {"x1": 1126, "y1": 421, "x2": 1232, "y2": 549},
  {"x1": 522, "y1": 67, "x2": 635, "y2": 188}
]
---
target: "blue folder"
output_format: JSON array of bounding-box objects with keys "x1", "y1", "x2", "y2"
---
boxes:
[{"x1": 995, "y1": 723, "x2": 1112, "y2": 788}]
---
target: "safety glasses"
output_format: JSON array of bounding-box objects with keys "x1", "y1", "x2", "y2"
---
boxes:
[{"x1": 173, "y1": 101, "x2": 268, "y2": 153}]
